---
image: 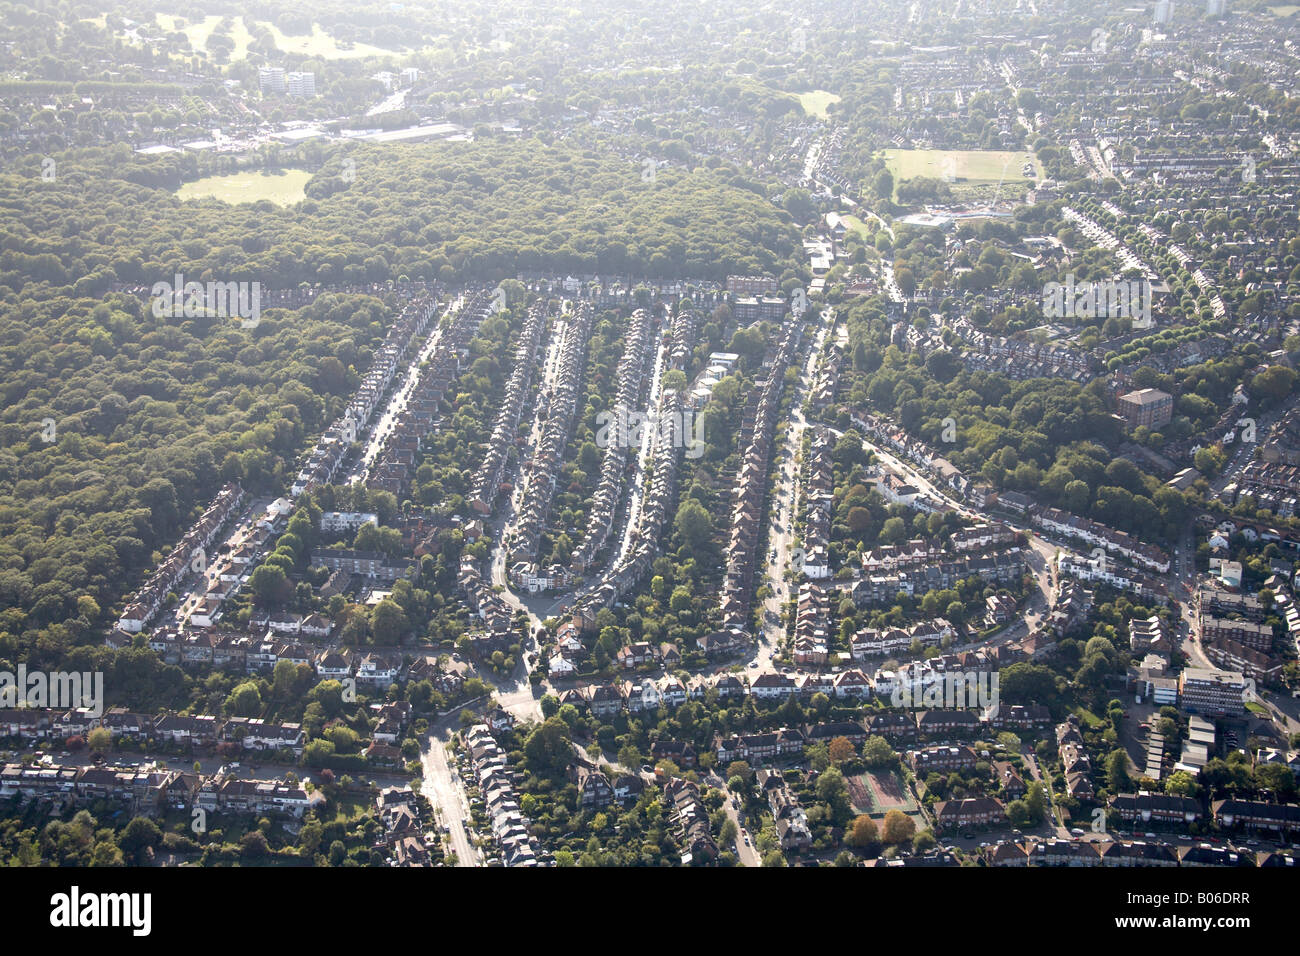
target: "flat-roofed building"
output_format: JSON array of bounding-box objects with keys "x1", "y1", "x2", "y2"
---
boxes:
[
  {"x1": 1118, "y1": 388, "x2": 1173, "y2": 428},
  {"x1": 1178, "y1": 667, "x2": 1246, "y2": 716}
]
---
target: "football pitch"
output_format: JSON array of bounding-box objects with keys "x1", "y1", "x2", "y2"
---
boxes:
[{"x1": 883, "y1": 148, "x2": 1042, "y2": 184}]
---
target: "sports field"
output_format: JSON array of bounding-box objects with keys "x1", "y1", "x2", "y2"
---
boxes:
[
  {"x1": 177, "y1": 169, "x2": 312, "y2": 207},
  {"x1": 847, "y1": 770, "x2": 921, "y2": 819},
  {"x1": 883, "y1": 148, "x2": 1042, "y2": 184}
]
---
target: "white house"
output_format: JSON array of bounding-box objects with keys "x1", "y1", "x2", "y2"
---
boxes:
[{"x1": 548, "y1": 655, "x2": 577, "y2": 679}]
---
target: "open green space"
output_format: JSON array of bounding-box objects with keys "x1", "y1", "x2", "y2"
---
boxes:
[
  {"x1": 796, "y1": 90, "x2": 841, "y2": 119},
  {"x1": 177, "y1": 169, "x2": 313, "y2": 206},
  {"x1": 155, "y1": 14, "x2": 402, "y2": 60},
  {"x1": 883, "y1": 148, "x2": 1043, "y2": 184}
]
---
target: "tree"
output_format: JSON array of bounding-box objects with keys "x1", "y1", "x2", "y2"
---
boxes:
[
  {"x1": 1000, "y1": 663, "x2": 1058, "y2": 705},
  {"x1": 1164, "y1": 770, "x2": 1199, "y2": 798},
  {"x1": 371, "y1": 598, "x2": 408, "y2": 642},
  {"x1": 618, "y1": 743, "x2": 642, "y2": 768},
  {"x1": 240, "y1": 831, "x2": 270, "y2": 858},
  {"x1": 118, "y1": 817, "x2": 162, "y2": 862},
  {"x1": 272, "y1": 659, "x2": 300, "y2": 699},
  {"x1": 249, "y1": 563, "x2": 291, "y2": 603},
  {"x1": 1252, "y1": 365, "x2": 1296, "y2": 404},
  {"x1": 226, "y1": 681, "x2": 263, "y2": 717},
  {"x1": 522, "y1": 717, "x2": 573, "y2": 779},
  {"x1": 862, "y1": 735, "x2": 898, "y2": 770},
  {"x1": 925, "y1": 350, "x2": 961, "y2": 383},
  {"x1": 1006, "y1": 799, "x2": 1031, "y2": 827},
  {"x1": 1106, "y1": 749, "x2": 1131, "y2": 794},
  {"x1": 782, "y1": 188, "x2": 815, "y2": 223},
  {"x1": 881, "y1": 809, "x2": 916, "y2": 845},
  {"x1": 673, "y1": 498, "x2": 714, "y2": 552},
  {"x1": 86, "y1": 727, "x2": 112, "y2": 753},
  {"x1": 846, "y1": 506, "x2": 871, "y2": 534},
  {"x1": 1026, "y1": 782, "x2": 1048, "y2": 823},
  {"x1": 816, "y1": 766, "x2": 849, "y2": 805},
  {"x1": 725, "y1": 761, "x2": 754, "y2": 786},
  {"x1": 871, "y1": 169, "x2": 894, "y2": 200},
  {"x1": 881, "y1": 516, "x2": 906, "y2": 542},
  {"x1": 846, "y1": 814, "x2": 879, "y2": 848},
  {"x1": 90, "y1": 841, "x2": 125, "y2": 866},
  {"x1": 828, "y1": 736, "x2": 856, "y2": 765},
  {"x1": 1254, "y1": 762, "x2": 1297, "y2": 799}
]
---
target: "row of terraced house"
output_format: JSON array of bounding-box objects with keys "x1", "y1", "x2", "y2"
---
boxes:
[
  {"x1": 292, "y1": 291, "x2": 443, "y2": 496},
  {"x1": 720, "y1": 317, "x2": 802, "y2": 635},
  {"x1": 116, "y1": 481, "x2": 245, "y2": 633},
  {"x1": 569, "y1": 307, "x2": 655, "y2": 573},
  {"x1": 510, "y1": 301, "x2": 595, "y2": 589},
  {"x1": 463, "y1": 723, "x2": 543, "y2": 866},
  {"x1": 469, "y1": 301, "x2": 549, "y2": 514},
  {"x1": 368, "y1": 289, "x2": 493, "y2": 497}
]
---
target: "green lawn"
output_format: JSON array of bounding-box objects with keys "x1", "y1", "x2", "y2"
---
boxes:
[
  {"x1": 320, "y1": 790, "x2": 373, "y2": 825},
  {"x1": 883, "y1": 148, "x2": 1043, "y2": 184},
  {"x1": 1071, "y1": 707, "x2": 1107, "y2": 730},
  {"x1": 155, "y1": 14, "x2": 399, "y2": 60},
  {"x1": 156, "y1": 14, "x2": 254, "y2": 61},
  {"x1": 840, "y1": 214, "x2": 878, "y2": 239},
  {"x1": 797, "y1": 90, "x2": 841, "y2": 119},
  {"x1": 177, "y1": 169, "x2": 313, "y2": 207},
  {"x1": 262, "y1": 21, "x2": 401, "y2": 59}
]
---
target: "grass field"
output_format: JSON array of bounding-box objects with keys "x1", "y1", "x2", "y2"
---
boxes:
[
  {"x1": 156, "y1": 14, "x2": 254, "y2": 61},
  {"x1": 1268, "y1": 5, "x2": 1299, "y2": 16},
  {"x1": 156, "y1": 15, "x2": 399, "y2": 60},
  {"x1": 797, "y1": 90, "x2": 841, "y2": 119},
  {"x1": 884, "y1": 148, "x2": 1042, "y2": 185},
  {"x1": 177, "y1": 169, "x2": 313, "y2": 207},
  {"x1": 262, "y1": 21, "x2": 401, "y2": 59},
  {"x1": 841, "y1": 214, "x2": 878, "y2": 239}
]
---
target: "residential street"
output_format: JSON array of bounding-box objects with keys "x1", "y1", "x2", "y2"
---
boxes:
[{"x1": 421, "y1": 722, "x2": 481, "y2": 867}]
